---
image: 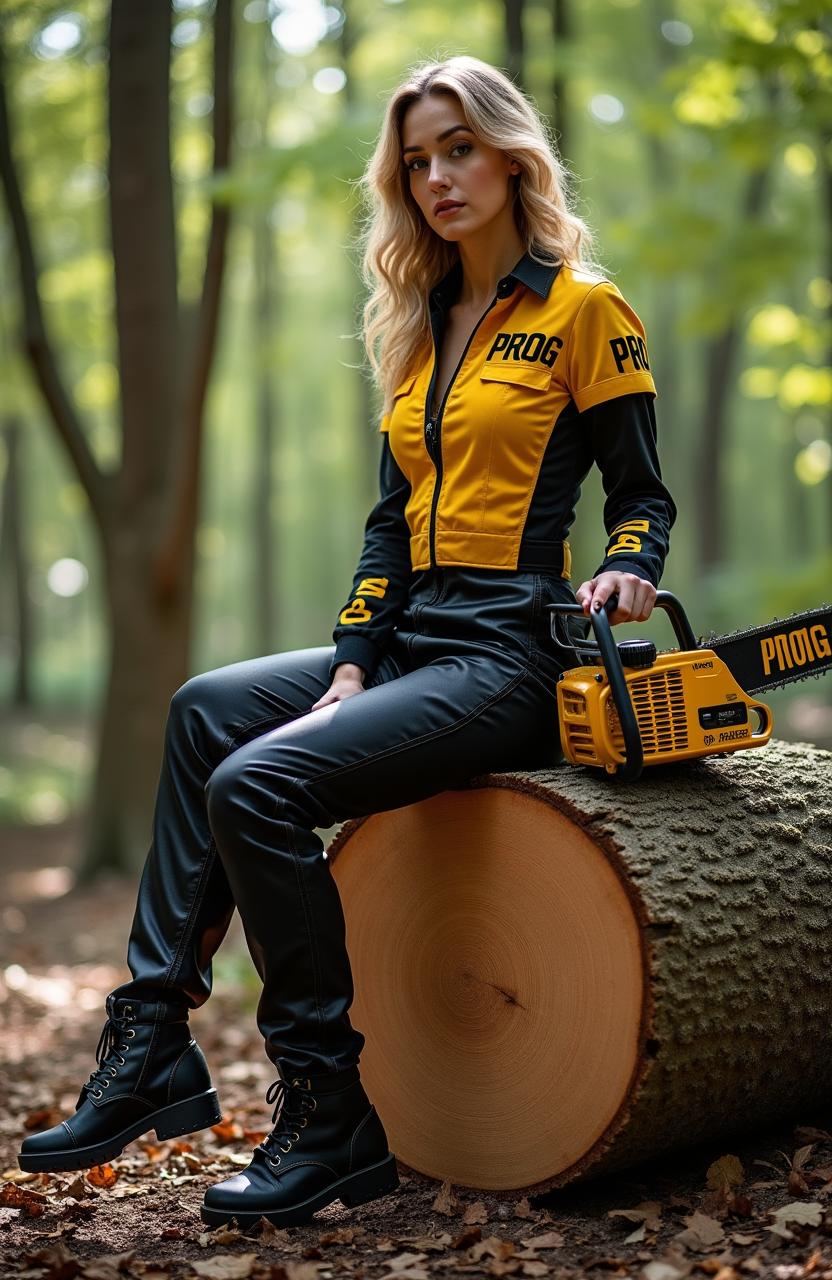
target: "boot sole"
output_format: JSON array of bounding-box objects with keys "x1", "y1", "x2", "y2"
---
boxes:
[
  {"x1": 200, "y1": 1151, "x2": 400, "y2": 1229},
  {"x1": 18, "y1": 1088, "x2": 223, "y2": 1173}
]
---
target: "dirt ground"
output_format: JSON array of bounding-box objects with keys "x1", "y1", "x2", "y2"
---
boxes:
[{"x1": 2, "y1": 818, "x2": 832, "y2": 1280}]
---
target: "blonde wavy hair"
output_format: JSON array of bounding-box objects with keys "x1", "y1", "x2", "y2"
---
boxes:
[{"x1": 352, "y1": 54, "x2": 605, "y2": 419}]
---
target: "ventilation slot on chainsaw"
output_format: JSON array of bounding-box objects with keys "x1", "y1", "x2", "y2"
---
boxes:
[{"x1": 608, "y1": 669, "x2": 688, "y2": 758}]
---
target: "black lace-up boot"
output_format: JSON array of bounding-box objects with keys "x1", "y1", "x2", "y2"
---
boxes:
[
  {"x1": 200, "y1": 1065, "x2": 399, "y2": 1229},
  {"x1": 18, "y1": 995, "x2": 221, "y2": 1172}
]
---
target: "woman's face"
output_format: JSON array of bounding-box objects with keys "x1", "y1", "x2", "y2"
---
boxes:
[{"x1": 401, "y1": 93, "x2": 521, "y2": 243}]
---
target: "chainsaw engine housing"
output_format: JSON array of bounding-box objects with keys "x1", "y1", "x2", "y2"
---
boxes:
[{"x1": 557, "y1": 648, "x2": 773, "y2": 773}]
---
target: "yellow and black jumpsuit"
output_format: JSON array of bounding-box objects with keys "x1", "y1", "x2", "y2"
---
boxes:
[{"x1": 111, "y1": 250, "x2": 677, "y2": 1080}]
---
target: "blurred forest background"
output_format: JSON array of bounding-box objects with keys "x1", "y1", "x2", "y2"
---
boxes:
[{"x1": 0, "y1": 0, "x2": 830, "y2": 882}]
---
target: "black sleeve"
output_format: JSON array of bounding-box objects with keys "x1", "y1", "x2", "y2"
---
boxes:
[
  {"x1": 329, "y1": 433, "x2": 413, "y2": 682},
  {"x1": 587, "y1": 391, "x2": 677, "y2": 587}
]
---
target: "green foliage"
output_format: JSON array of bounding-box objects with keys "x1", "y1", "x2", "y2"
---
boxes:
[{"x1": 1, "y1": 0, "x2": 830, "y2": 824}]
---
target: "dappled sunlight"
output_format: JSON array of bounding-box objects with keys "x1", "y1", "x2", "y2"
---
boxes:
[
  {"x1": 6, "y1": 865, "x2": 75, "y2": 903},
  {"x1": 1, "y1": 961, "x2": 129, "y2": 1066}
]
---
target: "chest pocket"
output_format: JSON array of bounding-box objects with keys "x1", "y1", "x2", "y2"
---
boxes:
[
  {"x1": 379, "y1": 374, "x2": 418, "y2": 432},
  {"x1": 479, "y1": 362, "x2": 554, "y2": 392}
]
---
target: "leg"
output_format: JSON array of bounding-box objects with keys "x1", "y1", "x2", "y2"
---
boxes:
[
  {"x1": 204, "y1": 649, "x2": 558, "y2": 1079},
  {"x1": 18, "y1": 642, "x2": 410, "y2": 1175},
  {"x1": 112, "y1": 645, "x2": 373, "y2": 1009}
]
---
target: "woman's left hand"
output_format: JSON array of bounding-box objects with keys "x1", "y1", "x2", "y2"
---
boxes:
[{"x1": 575, "y1": 571, "x2": 657, "y2": 625}]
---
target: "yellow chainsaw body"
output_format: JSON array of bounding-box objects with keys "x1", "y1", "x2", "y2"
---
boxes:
[{"x1": 556, "y1": 648, "x2": 773, "y2": 774}]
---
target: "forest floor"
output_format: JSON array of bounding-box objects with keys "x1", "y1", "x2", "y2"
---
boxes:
[{"x1": 2, "y1": 817, "x2": 832, "y2": 1280}]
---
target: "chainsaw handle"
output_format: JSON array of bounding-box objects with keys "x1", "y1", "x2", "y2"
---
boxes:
[
  {"x1": 547, "y1": 589, "x2": 697, "y2": 661},
  {"x1": 750, "y1": 702, "x2": 772, "y2": 739},
  {"x1": 653, "y1": 590, "x2": 698, "y2": 650}
]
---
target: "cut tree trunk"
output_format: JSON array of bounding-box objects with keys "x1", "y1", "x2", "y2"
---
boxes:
[{"x1": 326, "y1": 738, "x2": 832, "y2": 1195}]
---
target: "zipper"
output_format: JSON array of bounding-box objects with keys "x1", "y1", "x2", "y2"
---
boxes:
[{"x1": 424, "y1": 293, "x2": 501, "y2": 568}]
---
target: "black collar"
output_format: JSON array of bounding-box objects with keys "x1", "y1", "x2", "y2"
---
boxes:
[{"x1": 428, "y1": 249, "x2": 560, "y2": 309}]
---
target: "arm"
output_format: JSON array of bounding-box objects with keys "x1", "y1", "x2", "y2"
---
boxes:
[
  {"x1": 589, "y1": 390, "x2": 677, "y2": 587},
  {"x1": 577, "y1": 391, "x2": 677, "y2": 622},
  {"x1": 327, "y1": 432, "x2": 413, "y2": 685},
  {"x1": 564, "y1": 281, "x2": 676, "y2": 621}
]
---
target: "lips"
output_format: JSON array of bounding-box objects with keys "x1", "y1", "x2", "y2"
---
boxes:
[{"x1": 434, "y1": 200, "x2": 464, "y2": 214}]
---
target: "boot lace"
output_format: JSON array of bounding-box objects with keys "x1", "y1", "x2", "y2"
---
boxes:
[
  {"x1": 82, "y1": 1003, "x2": 137, "y2": 1099},
  {"x1": 259, "y1": 1077, "x2": 317, "y2": 1169}
]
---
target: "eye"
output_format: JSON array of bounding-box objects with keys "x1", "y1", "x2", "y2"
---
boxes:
[{"x1": 405, "y1": 142, "x2": 473, "y2": 173}]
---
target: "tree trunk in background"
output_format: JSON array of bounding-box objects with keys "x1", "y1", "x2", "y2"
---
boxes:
[
  {"x1": 254, "y1": 213, "x2": 277, "y2": 655},
  {"x1": 550, "y1": 0, "x2": 570, "y2": 160},
  {"x1": 0, "y1": 418, "x2": 32, "y2": 708},
  {"x1": 253, "y1": 32, "x2": 277, "y2": 656},
  {"x1": 0, "y1": 0, "x2": 233, "y2": 877},
  {"x1": 645, "y1": 0, "x2": 681, "y2": 452},
  {"x1": 503, "y1": 0, "x2": 525, "y2": 88},
  {"x1": 337, "y1": 6, "x2": 377, "y2": 515},
  {"x1": 83, "y1": 0, "x2": 191, "y2": 877},
  {"x1": 696, "y1": 164, "x2": 769, "y2": 573}
]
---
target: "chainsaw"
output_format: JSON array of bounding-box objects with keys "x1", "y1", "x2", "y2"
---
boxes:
[{"x1": 545, "y1": 590, "x2": 832, "y2": 782}]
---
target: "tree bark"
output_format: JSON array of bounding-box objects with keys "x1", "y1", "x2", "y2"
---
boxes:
[
  {"x1": 0, "y1": 418, "x2": 32, "y2": 708},
  {"x1": 327, "y1": 739, "x2": 832, "y2": 1194},
  {"x1": 0, "y1": 1, "x2": 233, "y2": 876},
  {"x1": 503, "y1": 0, "x2": 525, "y2": 89},
  {"x1": 696, "y1": 126, "x2": 771, "y2": 572},
  {"x1": 550, "y1": 0, "x2": 570, "y2": 160}
]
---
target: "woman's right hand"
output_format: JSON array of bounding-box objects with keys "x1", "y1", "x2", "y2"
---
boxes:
[{"x1": 310, "y1": 662, "x2": 367, "y2": 712}]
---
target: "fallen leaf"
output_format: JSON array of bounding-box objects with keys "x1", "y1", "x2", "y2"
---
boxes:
[
  {"x1": 792, "y1": 1143, "x2": 815, "y2": 1171},
  {"x1": 190, "y1": 1254, "x2": 258, "y2": 1280},
  {"x1": 253, "y1": 1218, "x2": 293, "y2": 1246},
  {"x1": 451, "y1": 1226, "x2": 483, "y2": 1249},
  {"x1": 86, "y1": 1163, "x2": 118, "y2": 1189},
  {"x1": 318, "y1": 1226, "x2": 366, "y2": 1244},
  {"x1": 706, "y1": 1154, "x2": 744, "y2": 1191},
  {"x1": 23, "y1": 1106, "x2": 62, "y2": 1130},
  {"x1": 432, "y1": 1179, "x2": 460, "y2": 1216},
  {"x1": 513, "y1": 1197, "x2": 537, "y2": 1220},
  {"x1": 608, "y1": 1200, "x2": 662, "y2": 1231},
  {"x1": 768, "y1": 1200, "x2": 823, "y2": 1239},
  {"x1": 641, "y1": 1258, "x2": 689, "y2": 1280},
  {"x1": 518, "y1": 1230, "x2": 564, "y2": 1250},
  {"x1": 788, "y1": 1167, "x2": 811, "y2": 1196},
  {"x1": 210, "y1": 1117, "x2": 244, "y2": 1144},
  {"x1": 0, "y1": 1181, "x2": 47, "y2": 1216},
  {"x1": 383, "y1": 1252, "x2": 430, "y2": 1271},
  {"x1": 1, "y1": 1167, "x2": 40, "y2": 1184},
  {"x1": 462, "y1": 1200, "x2": 489, "y2": 1224},
  {"x1": 81, "y1": 1250, "x2": 137, "y2": 1279},
  {"x1": 55, "y1": 1175, "x2": 87, "y2": 1201},
  {"x1": 469, "y1": 1236, "x2": 516, "y2": 1262},
  {"x1": 21, "y1": 1241, "x2": 78, "y2": 1270},
  {"x1": 674, "y1": 1209, "x2": 724, "y2": 1251},
  {"x1": 197, "y1": 1227, "x2": 245, "y2": 1247},
  {"x1": 519, "y1": 1263, "x2": 550, "y2": 1278}
]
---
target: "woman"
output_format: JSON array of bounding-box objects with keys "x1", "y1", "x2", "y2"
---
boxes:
[{"x1": 18, "y1": 54, "x2": 676, "y2": 1227}]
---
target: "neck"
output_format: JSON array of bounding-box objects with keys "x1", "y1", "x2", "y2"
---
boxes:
[{"x1": 454, "y1": 213, "x2": 525, "y2": 309}]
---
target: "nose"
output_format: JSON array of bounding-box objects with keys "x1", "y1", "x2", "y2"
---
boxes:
[{"x1": 427, "y1": 157, "x2": 451, "y2": 190}]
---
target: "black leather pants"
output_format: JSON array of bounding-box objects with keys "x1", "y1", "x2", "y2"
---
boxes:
[{"x1": 111, "y1": 568, "x2": 578, "y2": 1079}]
